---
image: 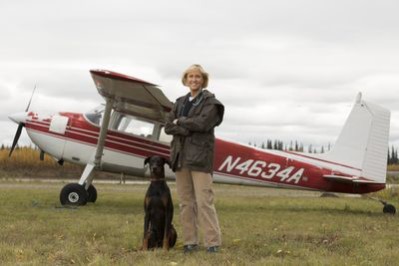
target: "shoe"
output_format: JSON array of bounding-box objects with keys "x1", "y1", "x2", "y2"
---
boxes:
[
  {"x1": 183, "y1": 244, "x2": 199, "y2": 253},
  {"x1": 206, "y1": 246, "x2": 219, "y2": 253}
]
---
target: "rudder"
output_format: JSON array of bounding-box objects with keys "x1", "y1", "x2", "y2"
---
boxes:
[{"x1": 318, "y1": 93, "x2": 390, "y2": 183}]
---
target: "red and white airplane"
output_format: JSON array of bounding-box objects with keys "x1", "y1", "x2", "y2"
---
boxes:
[{"x1": 8, "y1": 69, "x2": 395, "y2": 213}]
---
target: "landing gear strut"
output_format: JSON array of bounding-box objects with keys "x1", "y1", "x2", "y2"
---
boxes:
[
  {"x1": 362, "y1": 196, "x2": 396, "y2": 215},
  {"x1": 369, "y1": 196, "x2": 397, "y2": 215},
  {"x1": 60, "y1": 98, "x2": 113, "y2": 207}
]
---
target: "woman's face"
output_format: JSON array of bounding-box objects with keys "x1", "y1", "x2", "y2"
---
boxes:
[{"x1": 186, "y1": 69, "x2": 204, "y2": 93}]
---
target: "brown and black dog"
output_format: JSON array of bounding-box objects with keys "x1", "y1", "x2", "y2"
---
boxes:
[{"x1": 142, "y1": 156, "x2": 177, "y2": 250}]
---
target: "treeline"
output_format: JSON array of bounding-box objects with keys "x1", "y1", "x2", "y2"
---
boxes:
[
  {"x1": 1, "y1": 144, "x2": 38, "y2": 151},
  {"x1": 248, "y1": 139, "x2": 399, "y2": 165},
  {"x1": 388, "y1": 146, "x2": 399, "y2": 165},
  {"x1": 248, "y1": 140, "x2": 331, "y2": 154}
]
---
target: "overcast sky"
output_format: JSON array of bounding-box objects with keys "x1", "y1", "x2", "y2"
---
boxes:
[{"x1": 1, "y1": 0, "x2": 398, "y2": 151}]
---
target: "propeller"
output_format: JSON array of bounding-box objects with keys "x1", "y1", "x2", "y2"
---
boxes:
[
  {"x1": 9, "y1": 124, "x2": 24, "y2": 157},
  {"x1": 9, "y1": 85, "x2": 36, "y2": 157},
  {"x1": 25, "y1": 85, "x2": 36, "y2": 113}
]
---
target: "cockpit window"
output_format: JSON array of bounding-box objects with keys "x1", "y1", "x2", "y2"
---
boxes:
[
  {"x1": 85, "y1": 107, "x2": 157, "y2": 139},
  {"x1": 84, "y1": 105, "x2": 105, "y2": 126},
  {"x1": 115, "y1": 115, "x2": 154, "y2": 138}
]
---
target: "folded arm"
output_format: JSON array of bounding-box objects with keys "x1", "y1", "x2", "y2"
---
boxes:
[
  {"x1": 177, "y1": 104, "x2": 220, "y2": 133},
  {"x1": 164, "y1": 104, "x2": 190, "y2": 136}
]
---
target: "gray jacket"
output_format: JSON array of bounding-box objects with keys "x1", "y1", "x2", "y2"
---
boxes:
[{"x1": 165, "y1": 90, "x2": 224, "y2": 173}]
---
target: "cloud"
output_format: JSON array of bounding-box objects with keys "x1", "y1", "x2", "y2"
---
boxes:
[{"x1": 0, "y1": 0, "x2": 399, "y2": 150}]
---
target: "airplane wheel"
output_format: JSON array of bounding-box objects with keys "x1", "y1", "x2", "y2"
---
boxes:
[
  {"x1": 383, "y1": 204, "x2": 396, "y2": 215},
  {"x1": 87, "y1": 184, "x2": 97, "y2": 203},
  {"x1": 60, "y1": 183, "x2": 88, "y2": 206}
]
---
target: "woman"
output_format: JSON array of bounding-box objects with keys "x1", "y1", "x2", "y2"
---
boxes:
[{"x1": 165, "y1": 64, "x2": 224, "y2": 253}]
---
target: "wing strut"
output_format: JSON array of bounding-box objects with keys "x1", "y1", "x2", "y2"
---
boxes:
[
  {"x1": 94, "y1": 97, "x2": 114, "y2": 168},
  {"x1": 77, "y1": 98, "x2": 113, "y2": 188}
]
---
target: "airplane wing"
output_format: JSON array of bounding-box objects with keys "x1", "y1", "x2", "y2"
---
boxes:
[{"x1": 90, "y1": 69, "x2": 172, "y2": 122}]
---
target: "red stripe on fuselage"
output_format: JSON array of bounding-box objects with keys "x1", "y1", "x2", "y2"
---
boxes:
[{"x1": 25, "y1": 119, "x2": 170, "y2": 158}]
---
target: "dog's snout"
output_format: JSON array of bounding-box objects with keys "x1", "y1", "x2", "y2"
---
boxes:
[{"x1": 150, "y1": 164, "x2": 162, "y2": 172}]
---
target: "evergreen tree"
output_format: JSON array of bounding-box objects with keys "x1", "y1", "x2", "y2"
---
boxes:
[
  {"x1": 267, "y1": 140, "x2": 273, "y2": 149},
  {"x1": 278, "y1": 141, "x2": 283, "y2": 151},
  {"x1": 391, "y1": 146, "x2": 395, "y2": 164},
  {"x1": 273, "y1": 140, "x2": 278, "y2": 150},
  {"x1": 299, "y1": 143, "x2": 304, "y2": 152},
  {"x1": 261, "y1": 142, "x2": 265, "y2": 149}
]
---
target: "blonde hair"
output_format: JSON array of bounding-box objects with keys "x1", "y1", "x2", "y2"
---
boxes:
[{"x1": 181, "y1": 64, "x2": 209, "y2": 88}]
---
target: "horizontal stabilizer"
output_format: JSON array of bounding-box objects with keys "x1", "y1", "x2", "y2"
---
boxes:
[
  {"x1": 323, "y1": 174, "x2": 354, "y2": 182},
  {"x1": 323, "y1": 174, "x2": 381, "y2": 184}
]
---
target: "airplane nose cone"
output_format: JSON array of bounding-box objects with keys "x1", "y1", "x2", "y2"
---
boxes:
[{"x1": 8, "y1": 112, "x2": 28, "y2": 124}]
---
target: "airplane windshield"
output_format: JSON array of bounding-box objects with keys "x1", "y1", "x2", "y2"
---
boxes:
[{"x1": 84, "y1": 105, "x2": 105, "y2": 126}]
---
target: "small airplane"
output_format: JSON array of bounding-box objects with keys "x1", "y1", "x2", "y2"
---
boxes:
[{"x1": 8, "y1": 69, "x2": 395, "y2": 214}]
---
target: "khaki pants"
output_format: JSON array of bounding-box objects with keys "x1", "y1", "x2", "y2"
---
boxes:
[{"x1": 175, "y1": 168, "x2": 222, "y2": 247}]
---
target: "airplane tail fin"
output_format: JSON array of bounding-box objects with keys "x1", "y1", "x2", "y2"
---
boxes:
[{"x1": 318, "y1": 93, "x2": 390, "y2": 183}]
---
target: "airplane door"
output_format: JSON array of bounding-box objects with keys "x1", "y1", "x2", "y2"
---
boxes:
[{"x1": 46, "y1": 115, "x2": 69, "y2": 159}]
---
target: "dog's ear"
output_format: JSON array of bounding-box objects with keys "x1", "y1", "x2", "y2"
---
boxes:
[
  {"x1": 144, "y1": 156, "x2": 151, "y2": 166},
  {"x1": 164, "y1": 158, "x2": 172, "y2": 168}
]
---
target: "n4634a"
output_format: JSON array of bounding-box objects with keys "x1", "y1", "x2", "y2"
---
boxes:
[{"x1": 218, "y1": 156, "x2": 304, "y2": 184}]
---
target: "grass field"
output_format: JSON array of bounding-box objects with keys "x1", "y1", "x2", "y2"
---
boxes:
[{"x1": 1, "y1": 179, "x2": 399, "y2": 265}]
